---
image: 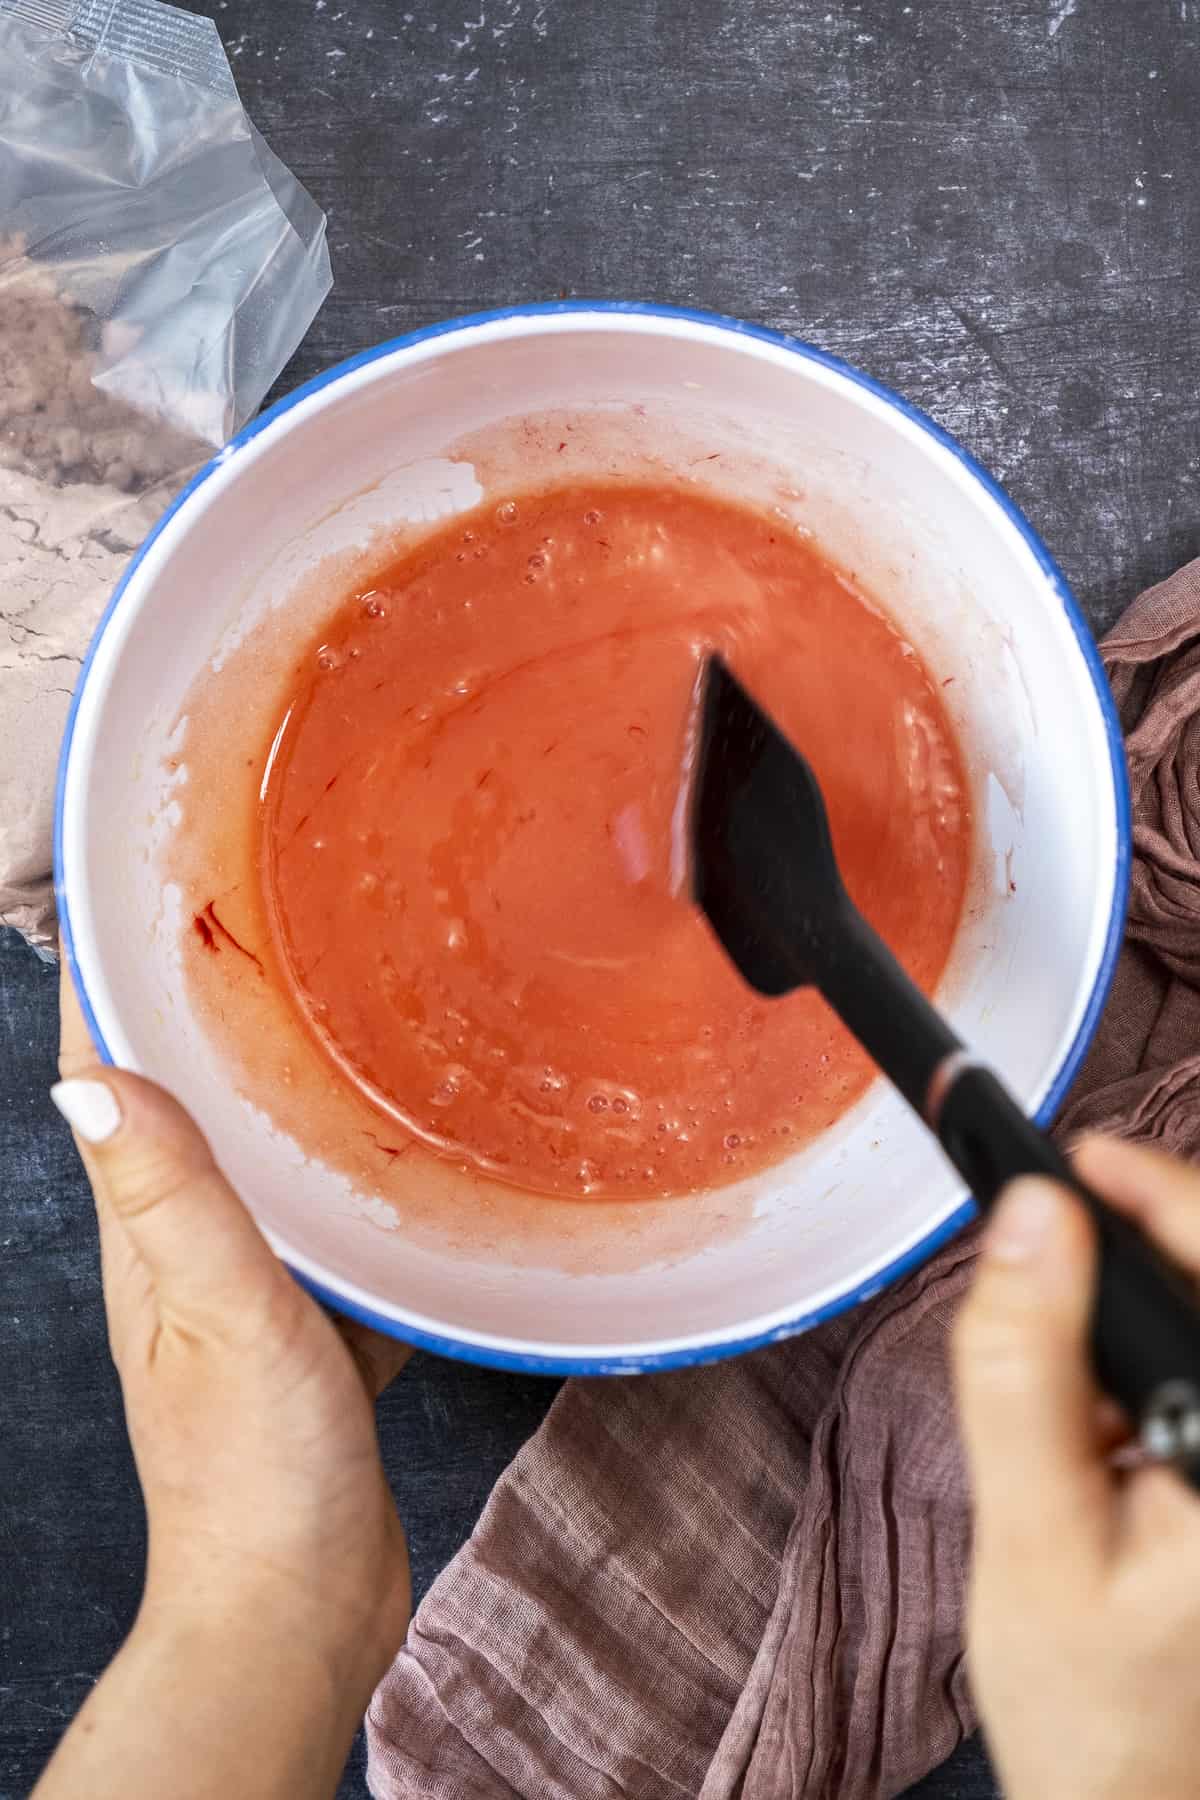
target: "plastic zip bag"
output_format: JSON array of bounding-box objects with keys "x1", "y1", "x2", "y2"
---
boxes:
[
  {"x1": 0, "y1": 0, "x2": 333, "y2": 949},
  {"x1": 0, "y1": 0, "x2": 332, "y2": 442}
]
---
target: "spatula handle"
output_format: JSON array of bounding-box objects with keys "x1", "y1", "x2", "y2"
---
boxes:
[
  {"x1": 816, "y1": 906, "x2": 1200, "y2": 1481},
  {"x1": 937, "y1": 1063, "x2": 1200, "y2": 1481}
]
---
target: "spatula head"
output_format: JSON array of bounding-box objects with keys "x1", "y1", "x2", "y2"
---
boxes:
[{"x1": 690, "y1": 656, "x2": 847, "y2": 997}]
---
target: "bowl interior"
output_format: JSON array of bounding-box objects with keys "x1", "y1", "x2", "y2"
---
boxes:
[{"x1": 59, "y1": 311, "x2": 1123, "y2": 1368}]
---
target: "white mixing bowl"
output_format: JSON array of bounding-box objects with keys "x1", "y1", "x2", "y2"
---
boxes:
[{"x1": 55, "y1": 304, "x2": 1129, "y2": 1373}]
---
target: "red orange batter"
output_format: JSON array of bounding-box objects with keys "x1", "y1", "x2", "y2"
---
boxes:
[{"x1": 260, "y1": 482, "x2": 970, "y2": 1199}]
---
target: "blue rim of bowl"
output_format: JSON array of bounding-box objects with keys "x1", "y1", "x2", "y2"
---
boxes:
[{"x1": 54, "y1": 299, "x2": 1132, "y2": 1376}]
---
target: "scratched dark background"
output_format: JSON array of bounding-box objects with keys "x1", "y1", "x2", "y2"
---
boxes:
[{"x1": 3, "y1": 0, "x2": 1198, "y2": 1794}]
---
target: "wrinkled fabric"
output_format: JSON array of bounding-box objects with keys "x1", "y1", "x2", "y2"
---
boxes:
[
  {"x1": 368, "y1": 559, "x2": 1200, "y2": 1800},
  {"x1": 1060, "y1": 557, "x2": 1200, "y2": 1147}
]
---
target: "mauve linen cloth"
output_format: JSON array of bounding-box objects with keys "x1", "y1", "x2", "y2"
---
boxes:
[{"x1": 367, "y1": 559, "x2": 1200, "y2": 1800}]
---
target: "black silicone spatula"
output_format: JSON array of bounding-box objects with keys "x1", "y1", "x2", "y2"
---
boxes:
[{"x1": 691, "y1": 654, "x2": 1200, "y2": 1480}]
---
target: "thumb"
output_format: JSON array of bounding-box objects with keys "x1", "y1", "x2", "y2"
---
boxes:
[
  {"x1": 953, "y1": 1177, "x2": 1111, "y2": 1572},
  {"x1": 51, "y1": 1070, "x2": 282, "y2": 1312}
]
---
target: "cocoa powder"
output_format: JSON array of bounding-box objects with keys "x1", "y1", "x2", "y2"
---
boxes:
[{"x1": 0, "y1": 239, "x2": 204, "y2": 948}]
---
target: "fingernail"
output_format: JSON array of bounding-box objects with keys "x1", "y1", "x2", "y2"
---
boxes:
[
  {"x1": 983, "y1": 1178, "x2": 1057, "y2": 1264},
  {"x1": 51, "y1": 1079, "x2": 122, "y2": 1145}
]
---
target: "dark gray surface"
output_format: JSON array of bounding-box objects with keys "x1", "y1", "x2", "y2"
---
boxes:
[{"x1": 4, "y1": 0, "x2": 1199, "y2": 1794}]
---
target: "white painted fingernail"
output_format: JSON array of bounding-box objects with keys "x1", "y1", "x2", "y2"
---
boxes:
[{"x1": 51, "y1": 1079, "x2": 122, "y2": 1144}]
